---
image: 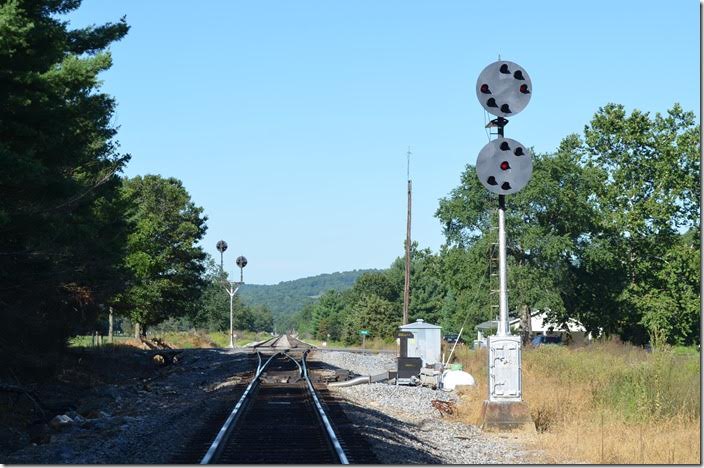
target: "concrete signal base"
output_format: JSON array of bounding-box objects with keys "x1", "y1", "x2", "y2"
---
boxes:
[{"x1": 480, "y1": 400, "x2": 535, "y2": 433}]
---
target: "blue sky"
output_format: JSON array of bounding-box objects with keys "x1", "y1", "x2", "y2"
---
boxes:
[{"x1": 66, "y1": 1, "x2": 699, "y2": 284}]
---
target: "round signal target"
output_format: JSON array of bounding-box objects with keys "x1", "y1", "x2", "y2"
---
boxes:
[
  {"x1": 476, "y1": 138, "x2": 532, "y2": 195},
  {"x1": 476, "y1": 60, "x2": 532, "y2": 118}
]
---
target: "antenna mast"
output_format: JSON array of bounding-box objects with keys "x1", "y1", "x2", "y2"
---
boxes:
[{"x1": 403, "y1": 147, "x2": 412, "y2": 325}]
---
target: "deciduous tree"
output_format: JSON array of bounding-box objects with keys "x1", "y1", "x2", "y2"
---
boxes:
[{"x1": 117, "y1": 175, "x2": 207, "y2": 336}]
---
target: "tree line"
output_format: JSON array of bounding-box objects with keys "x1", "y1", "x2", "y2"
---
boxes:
[
  {"x1": 0, "y1": 1, "x2": 272, "y2": 367},
  {"x1": 1, "y1": 1, "x2": 699, "y2": 367},
  {"x1": 291, "y1": 103, "x2": 700, "y2": 347},
  {"x1": 239, "y1": 269, "x2": 376, "y2": 323}
]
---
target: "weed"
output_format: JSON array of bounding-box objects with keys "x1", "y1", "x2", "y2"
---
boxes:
[{"x1": 451, "y1": 340, "x2": 700, "y2": 464}]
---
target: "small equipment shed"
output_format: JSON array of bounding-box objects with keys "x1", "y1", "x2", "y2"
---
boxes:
[{"x1": 399, "y1": 319, "x2": 441, "y2": 367}]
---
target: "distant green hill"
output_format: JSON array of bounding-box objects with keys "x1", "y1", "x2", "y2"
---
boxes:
[{"x1": 239, "y1": 269, "x2": 377, "y2": 319}]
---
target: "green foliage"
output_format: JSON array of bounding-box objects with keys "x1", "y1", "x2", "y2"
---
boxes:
[
  {"x1": 186, "y1": 256, "x2": 274, "y2": 333},
  {"x1": 431, "y1": 144, "x2": 597, "y2": 336},
  {"x1": 288, "y1": 301, "x2": 314, "y2": 336},
  {"x1": 192, "y1": 258, "x2": 231, "y2": 331},
  {"x1": 435, "y1": 103, "x2": 700, "y2": 345},
  {"x1": 0, "y1": 0, "x2": 130, "y2": 357},
  {"x1": 341, "y1": 294, "x2": 399, "y2": 345},
  {"x1": 634, "y1": 229, "x2": 700, "y2": 346},
  {"x1": 309, "y1": 290, "x2": 347, "y2": 340},
  {"x1": 349, "y1": 271, "x2": 399, "y2": 303},
  {"x1": 291, "y1": 103, "x2": 700, "y2": 348},
  {"x1": 115, "y1": 175, "x2": 207, "y2": 334},
  {"x1": 239, "y1": 269, "x2": 377, "y2": 330}
]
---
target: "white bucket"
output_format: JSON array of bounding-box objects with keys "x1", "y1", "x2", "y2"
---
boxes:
[{"x1": 441, "y1": 370, "x2": 476, "y2": 391}]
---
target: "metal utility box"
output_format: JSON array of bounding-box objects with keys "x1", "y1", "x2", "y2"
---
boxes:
[
  {"x1": 397, "y1": 357, "x2": 422, "y2": 380},
  {"x1": 399, "y1": 319, "x2": 442, "y2": 367},
  {"x1": 487, "y1": 335, "x2": 522, "y2": 402}
]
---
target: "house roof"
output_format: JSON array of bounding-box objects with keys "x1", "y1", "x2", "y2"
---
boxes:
[
  {"x1": 476, "y1": 316, "x2": 520, "y2": 330},
  {"x1": 399, "y1": 318, "x2": 441, "y2": 330}
]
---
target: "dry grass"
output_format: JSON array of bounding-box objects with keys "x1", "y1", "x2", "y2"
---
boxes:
[
  {"x1": 533, "y1": 413, "x2": 699, "y2": 464},
  {"x1": 449, "y1": 341, "x2": 701, "y2": 464}
]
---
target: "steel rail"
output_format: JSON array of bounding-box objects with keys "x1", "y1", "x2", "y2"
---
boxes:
[
  {"x1": 283, "y1": 352, "x2": 303, "y2": 377},
  {"x1": 301, "y1": 353, "x2": 350, "y2": 464},
  {"x1": 255, "y1": 351, "x2": 263, "y2": 375},
  {"x1": 199, "y1": 352, "x2": 280, "y2": 464}
]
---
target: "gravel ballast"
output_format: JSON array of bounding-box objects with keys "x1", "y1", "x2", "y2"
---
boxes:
[
  {"x1": 312, "y1": 350, "x2": 397, "y2": 376},
  {"x1": 311, "y1": 350, "x2": 546, "y2": 464}
]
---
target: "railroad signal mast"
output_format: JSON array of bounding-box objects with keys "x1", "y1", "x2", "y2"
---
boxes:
[
  {"x1": 216, "y1": 240, "x2": 248, "y2": 349},
  {"x1": 474, "y1": 59, "x2": 534, "y2": 431}
]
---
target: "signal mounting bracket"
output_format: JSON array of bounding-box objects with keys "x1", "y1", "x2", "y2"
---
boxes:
[{"x1": 485, "y1": 116, "x2": 509, "y2": 129}]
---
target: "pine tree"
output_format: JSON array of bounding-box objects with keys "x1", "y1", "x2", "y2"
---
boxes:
[{"x1": 0, "y1": 0, "x2": 130, "y2": 358}]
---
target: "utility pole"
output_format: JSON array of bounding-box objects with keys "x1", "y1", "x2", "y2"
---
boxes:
[{"x1": 402, "y1": 147, "x2": 412, "y2": 325}]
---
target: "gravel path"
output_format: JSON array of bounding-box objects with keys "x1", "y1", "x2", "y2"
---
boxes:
[{"x1": 312, "y1": 350, "x2": 546, "y2": 464}]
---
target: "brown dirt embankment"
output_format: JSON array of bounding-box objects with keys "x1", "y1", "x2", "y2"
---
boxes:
[{"x1": 1, "y1": 344, "x2": 255, "y2": 463}]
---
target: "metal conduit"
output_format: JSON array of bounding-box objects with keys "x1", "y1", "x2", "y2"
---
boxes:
[
  {"x1": 199, "y1": 352, "x2": 280, "y2": 464},
  {"x1": 327, "y1": 376, "x2": 371, "y2": 388}
]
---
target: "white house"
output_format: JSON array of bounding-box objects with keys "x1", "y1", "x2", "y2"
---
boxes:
[{"x1": 474, "y1": 310, "x2": 590, "y2": 347}]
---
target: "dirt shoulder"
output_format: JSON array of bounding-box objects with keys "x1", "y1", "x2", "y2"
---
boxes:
[{"x1": 1, "y1": 346, "x2": 255, "y2": 464}]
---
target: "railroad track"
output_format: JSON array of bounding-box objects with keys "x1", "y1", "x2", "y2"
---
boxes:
[
  {"x1": 250, "y1": 333, "x2": 313, "y2": 351},
  {"x1": 198, "y1": 352, "x2": 347, "y2": 464},
  {"x1": 172, "y1": 335, "x2": 379, "y2": 464}
]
